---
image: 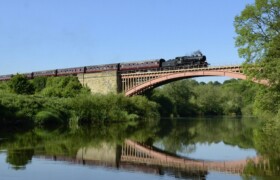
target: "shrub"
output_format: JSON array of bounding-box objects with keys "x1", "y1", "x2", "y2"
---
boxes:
[
  {"x1": 41, "y1": 76, "x2": 85, "y2": 98},
  {"x1": 32, "y1": 76, "x2": 47, "y2": 93},
  {"x1": 9, "y1": 74, "x2": 34, "y2": 95},
  {"x1": 67, "y1": 93, "x2": 159, "y2": 126},
  {"x1": 35, "y1": 110, "x2": 65, "y2": 128}
]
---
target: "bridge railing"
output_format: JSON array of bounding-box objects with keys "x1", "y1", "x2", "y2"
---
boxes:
[
  {"x1": 120, "y1": 65, "x2": 242, "y2": 76},
  {"x1": 120, "y1": 65, "x2": 244, "y2": 94}
]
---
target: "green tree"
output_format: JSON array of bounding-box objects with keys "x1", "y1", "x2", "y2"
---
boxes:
[
  {"x1": 234, "y1": 0, "x2": 280, "y2": 115},
  {"x1": 41, "y1": 76, "x2": 85, "y2": 98},
  {"x1": 161, "y1": 80, "x2": 196, "y2": 116},
  {"x1": 222, "y1": 80, "x2": 258, "y2": 115},
  {"x1": 193, "y1": 84, "x2": 223, "y2": 115},
  {"x1": 150, "y1": 89, "x2": 174, "y2": 117},
  {"x1": 9, "y1": 74, "x2": 34, "y2": 95},
  {"x1": 234, "y1": 0, "x2": 280, "y2": 64}
]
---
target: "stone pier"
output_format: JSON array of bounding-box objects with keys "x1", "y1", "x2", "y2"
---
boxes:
[{"x1": 77, "y1": 70, "x2": 120, "y2": 94}]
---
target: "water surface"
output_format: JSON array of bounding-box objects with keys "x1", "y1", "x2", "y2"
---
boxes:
[{"x1": 0, "y1": 116, "x2": 279, "y2": 179}]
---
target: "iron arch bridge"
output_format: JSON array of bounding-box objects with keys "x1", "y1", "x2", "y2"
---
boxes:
[{"x1": 120, "y1": 65, "x2": 267, "y2": 96}]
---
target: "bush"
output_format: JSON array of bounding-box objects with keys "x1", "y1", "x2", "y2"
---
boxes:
[
  {"x1": 32, "y1": 76, "x2": 47, "y2": 93},
  {"x1": 35, "y1": 110, "x2": 65, "y2": 128},
  {"x1": 0, "y1": 81, "x2": 9, "y2": 93},
  {"x1": 41, "y1": 76, "x2": 86, "y2": 98},
  {"x1": 68, "y1": 93, "x2": 159, "y2": 126},
  {"x1": 9, "y1": 74, "x2": 34, "y2": 95}
]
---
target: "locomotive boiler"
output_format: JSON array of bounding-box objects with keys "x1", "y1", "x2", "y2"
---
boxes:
[{"x1": 162, "y1": 51, "x2": 208, "y2": 67}]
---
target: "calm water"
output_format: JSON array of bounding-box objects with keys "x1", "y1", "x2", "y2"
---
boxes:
[{"x1": 0, "y1": 117, "x2": 279, "y2": 180}]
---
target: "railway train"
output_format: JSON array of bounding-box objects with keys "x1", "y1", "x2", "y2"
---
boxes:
[{"x1": 0, "y1": 52, "x2": 208, "y2": 81}]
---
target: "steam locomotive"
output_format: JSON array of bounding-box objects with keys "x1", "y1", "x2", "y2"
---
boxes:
[{"x1": 0, "y1": 51, "x2": 208, "y2": 81}]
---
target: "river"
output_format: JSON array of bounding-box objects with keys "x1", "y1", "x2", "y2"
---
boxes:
[{"x1": 0, "y1": 116, "x2": 279, "y2": 179}]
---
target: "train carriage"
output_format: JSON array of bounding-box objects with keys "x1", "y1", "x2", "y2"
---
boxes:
[
  {"x1": 22, "y1": 72, "x2": 33, "y2": 79},
  {"x1": 86, "y1": 63, "x2": 119, "y2": 73},
  {"x1": 119, "y1": 59, "x2": 165, "y2": 71},
  {"x1": 57, "y1": 67, "x2": 85, "y2": 76},
  {"x1": 33, "y1": 70, "x2": 57, "y2": 77},
  {"x1": 0, "y1": 74, "x2": 13, "y2": 81}
]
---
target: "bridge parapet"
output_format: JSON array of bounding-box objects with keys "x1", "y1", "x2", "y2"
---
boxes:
[{"x1": 121, "y1": 65, "x2": 242, "y2": 76}]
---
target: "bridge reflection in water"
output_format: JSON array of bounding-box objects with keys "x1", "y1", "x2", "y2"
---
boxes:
[
  {"x1": 121, "y1": 139, "x2": 260, "y2": 175},
  {"x1": 36, "y1": 139, "x2": 262, "y2": 179}
]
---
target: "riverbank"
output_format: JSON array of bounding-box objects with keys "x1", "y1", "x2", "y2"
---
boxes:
[
  {"x1": 0, "y1": 92, "x2": 159, "y2": 128},
  {"x1": 0, "y1": 75, "x2": 160, "y2": 128}
]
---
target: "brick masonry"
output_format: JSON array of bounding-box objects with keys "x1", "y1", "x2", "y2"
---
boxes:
[{"x1": 77, "y1": 70, "x2": 120, "y2": 94}]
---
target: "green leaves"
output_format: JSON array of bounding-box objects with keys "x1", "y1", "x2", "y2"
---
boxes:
[
  {"x1": 68, "y1": 93, "x2": 159, "y2": 126},
  {"x1": 234, "y1": 0, "x2": 280, "y2": 63},
  {"x1": 6, "y1": 75, "x2": 87, "y2": 98},
  {"x1": 9, "y1": 74, "x2": 34, "y2": 95},
  {"x1": 235, "y1": 0, "x2": 280, "y2": 116},
  {"x1": 32, "y1": 76, "x2": 47, "y2": 92},
  {"x1": 41, "y1": 76, "x2": 85, "y2": 98},
  {"x1": 150, "y1": 79, "x2": 259, "y2": 117}
]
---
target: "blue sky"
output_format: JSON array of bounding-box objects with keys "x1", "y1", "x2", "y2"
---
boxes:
[{"x1": 0, "y1": 0, "x2": 254, "y2": 81}]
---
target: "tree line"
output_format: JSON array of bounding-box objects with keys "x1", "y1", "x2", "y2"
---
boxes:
[{"x1": 147, "y1": 79, "x2": 259, "y2": 117}]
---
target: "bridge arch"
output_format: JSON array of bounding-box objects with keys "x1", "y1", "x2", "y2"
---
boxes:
[{"x1": 124, "y1": 70, "x2": 263, "y2": 96}]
